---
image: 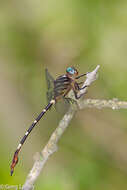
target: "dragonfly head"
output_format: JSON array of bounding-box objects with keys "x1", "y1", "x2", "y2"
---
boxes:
[{"x1": 66, "y1": 67, "x2": 78, "y2": 79}]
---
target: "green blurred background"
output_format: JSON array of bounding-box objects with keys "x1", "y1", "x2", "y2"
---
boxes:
[{"x1": 1, "y1": 0, "x2": 127, "y2": 189}]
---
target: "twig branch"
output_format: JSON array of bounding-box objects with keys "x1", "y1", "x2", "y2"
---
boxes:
[
  {"x1": 79, "y1": 98, "x2": 127, "y2": 110},
  {"x1": 22, "y1": 65, "x2": 100, "y2": 190}
]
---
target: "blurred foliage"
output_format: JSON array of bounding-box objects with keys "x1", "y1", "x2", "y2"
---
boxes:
[{"x1": 1, "y1": 0, "x2": 127, "y2": 189}]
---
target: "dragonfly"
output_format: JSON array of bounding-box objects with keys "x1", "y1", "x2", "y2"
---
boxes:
[{"x1": 10, "y1": 66, "x2": 88, "y2": 176}]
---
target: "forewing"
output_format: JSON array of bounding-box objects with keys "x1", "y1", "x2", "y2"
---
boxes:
[{"x1": 45, "y1": 68, "x2": 54, "y2": 103}]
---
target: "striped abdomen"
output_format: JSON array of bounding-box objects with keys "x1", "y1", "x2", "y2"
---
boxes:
[{"x1": 10, "y1": 99, "x2": 55, "y2": 176}]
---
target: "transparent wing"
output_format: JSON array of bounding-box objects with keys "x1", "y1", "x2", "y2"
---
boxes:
[
  {"x1": 45, "y1": 69, "x2": 74, "y2": 114},
  {"x1": 55, "y1": 97, "x2": 70, "y2": 113},
  {"x1": 45, "y1": 68, "x2": 55, "y2": 103}
]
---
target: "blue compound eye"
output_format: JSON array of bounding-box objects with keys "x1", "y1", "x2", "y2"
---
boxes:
[{"x1": 66, "y1": 67, "x2": 75, "y2": 74}]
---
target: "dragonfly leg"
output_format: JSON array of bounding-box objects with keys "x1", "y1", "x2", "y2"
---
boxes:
[
  {"x1": 64, "y1": 86, "x2": 77, "y2": 105},
  {"x1": 76, "y1": 73, "x2": 86, "y2": 79},
  {"x1": 78, "y1": 85, "x2": 89, "y2": 90},
  {"x1": 73, "y1": 88, "x2": 87, "y2": 99},
  {"x1": 75, "y1": 82, "x2": 89, "y2": 91},
  {"x1": 64, "y1": 97, "x2": 77, "y2": 104},
  {"x1": 73, "y1": 91, "x2": 85, "y2": 99},
  {"x1": 77, "y1": 82, "x2": 84, "y2": 85}
]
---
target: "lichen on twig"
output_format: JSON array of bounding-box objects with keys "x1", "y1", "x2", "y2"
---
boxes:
[{"x1": 79, "y1": 98, "x2": 127, "y2": 110}]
